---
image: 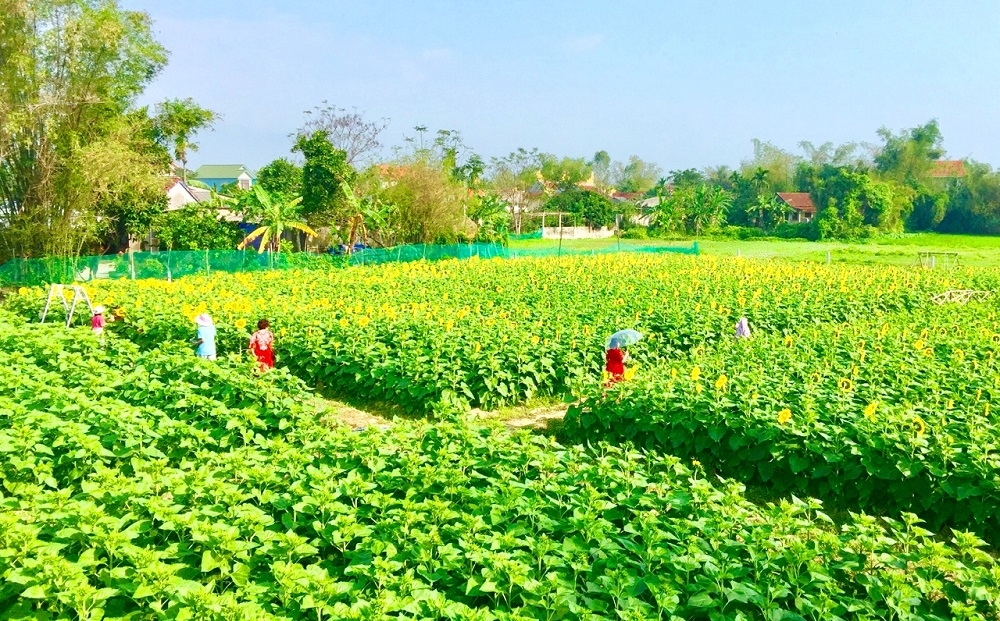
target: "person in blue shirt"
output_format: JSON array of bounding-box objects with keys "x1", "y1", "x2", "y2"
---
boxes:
[{"x1": 193, "y1": 314, "x2": 217, "y2": 360}]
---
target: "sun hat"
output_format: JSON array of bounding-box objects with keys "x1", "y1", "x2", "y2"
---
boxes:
[
  {"x1": 194, "y1": 313, "x2": 214, "y2": 326},
  {"x1": 92, "y1": 305, "x2": 106, "y2": 315}
]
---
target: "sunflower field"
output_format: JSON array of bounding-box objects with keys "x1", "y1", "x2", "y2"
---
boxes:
[
  {"x1": 4, "y1": 310, "x2": 1000, "y2": 619},
  {"x1": 7, "y1": 254, "x2": 993, "y2": 414},
  {"x1": 6, "y1": 253, "x2": 1000, "y2": 618}
]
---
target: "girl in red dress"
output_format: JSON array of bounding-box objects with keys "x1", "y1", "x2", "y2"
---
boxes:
[
  {"x1": 248, "y1": 318, "x2": 275, "y2": 370},
  {"x1": 605, "y1": 346, "x2": 627, "y2": 385}
]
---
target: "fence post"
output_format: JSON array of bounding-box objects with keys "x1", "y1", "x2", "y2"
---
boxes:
[
  {"x1": 931, "y1": 255, "x2": 936, "y2": 269},
  {"x1": 737, "y1": 249, "x2": 741, "y2": 257},
  {"x1": 205, "y1": 249, "x2": 210, "y2": 275},
  {"x1": 826, "y1": 250, "x2": 831, "y2": 264},
  {"x1": 129, "y1": 248, "x2": 136, "y2": 280},
  {"x1": 166, "y1": 249, "x2": 172, "y2": 282},
  {"x1": 616, "y1": 214, "x2": 621, "y2": 253}
]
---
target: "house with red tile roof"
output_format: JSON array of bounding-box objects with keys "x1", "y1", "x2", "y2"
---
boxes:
[{"x1": 777, "y1": 192, "x2": 816, "y2": 223}]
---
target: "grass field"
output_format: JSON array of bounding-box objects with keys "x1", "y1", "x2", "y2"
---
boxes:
[{"x1": 509, "y1": 232, "x2": 1000, "y2": 267}]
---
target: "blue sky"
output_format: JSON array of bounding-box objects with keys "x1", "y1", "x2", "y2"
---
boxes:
[{"x1": 124, "y1": 0, "x2": 1000, "y2": 173}]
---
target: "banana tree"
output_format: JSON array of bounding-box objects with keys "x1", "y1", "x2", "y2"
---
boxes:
[
  {"x1": 238, "y1": 185, "x2": 316, "y2": 253},
  {"x1": 342, "y1": 181, "x2": 392, "y2": 251}
]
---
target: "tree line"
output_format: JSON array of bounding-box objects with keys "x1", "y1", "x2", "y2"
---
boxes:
[{"x1": 3, "y1": 0, "x2": 1000, "y2": 262}]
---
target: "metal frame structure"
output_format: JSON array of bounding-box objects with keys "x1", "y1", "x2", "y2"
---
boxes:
[{"x1": 40, "y1": 284, "x2": 94, "y2": 327}]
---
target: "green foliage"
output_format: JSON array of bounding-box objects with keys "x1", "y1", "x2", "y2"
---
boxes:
[
  {"x1": 487, "y1": 148, "x2": 542, "y2": 234},
  {"x1": 0, "y1": 0, "x2": 169, "y2": 260},
  {"x1": 565, "y1": 304, "x2": 1000, "y2": 542},
  {"x1": 153, "y1": 204, "x2": 243, "y2": 250},
  {"x1": 619, "y1": 226, "x2": 649, "y2": 240},
  {"x1": 667, "y1": 168, "x2": 706, "y2": 190},
  {"x1": 153, "y1": 97, "x2": 217, "y2": 176},
  {"x1": 377, "y1": 158, "x2": 473, "y2": 244},
  {"x1": 740, "y1": 139, "x2": 798, "y2": 191},
  {"x1": 612, "y1": 155, "x2": 662, "y2": 194},
  {"x1": 6, "y1": 261, "x2": 1000, "y2": 617},
  {"x1": 543, "y1": 189, "x2": 615, "y2": 228},
  {"x1": 255, "y1": 157, "x2": 303, "y2": 200},
  {"x1": 539, "y1": 155, "x2": 592, "y2": 191},
  {"x1": 908, "y1": 189, "x2": 949, "y2": 231},
  {"x1": 798, "y1": 166, "x2": 913, "y2": 238},
  {"x1": 875, "y1": 119, "x2": 944, "y2": 184},
  {"x1": 940, "y1": 161, "x2": 1000, "y2": 234},
  {"x1": 238, "y1": 186, "x2": 316, "y2": 253},
  {"x1": 652, "y1": 185, "x2": 731, "y2": 235},
  {"x1": 724, "y1": 168, "x2": 785, "y2": 230},
  {"x1": 466, "y1": 193, "x2": 510, "y2": 243},
  {"x1": 292, "y1": 130, "x2": 355, "y2": 225},
  {"x1": 589, "y1": 149, "x2": 612, "y2": 188}
]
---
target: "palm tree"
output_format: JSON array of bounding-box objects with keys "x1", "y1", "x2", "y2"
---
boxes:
[{"x1": 238, "y1": 185, "x2": 316, "y2": 253}]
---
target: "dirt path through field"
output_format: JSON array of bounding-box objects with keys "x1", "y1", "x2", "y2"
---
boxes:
[
  {"x1": 314, "y1": 394, "x2": 571, "y2": 433},
  {"x1": 313, "y1": 396, "x2": 391, "y2": 430},
  {"x1": 497, "y1": 405, "x2": 569, "y2": 432}
]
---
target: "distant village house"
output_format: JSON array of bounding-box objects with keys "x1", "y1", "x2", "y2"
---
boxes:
[
  {"x1": 777, "y1": 192, "x2": 816, "y2": 223},
  {"x1": 193, "y1": 164, "x2": 256, "y2": 191}
]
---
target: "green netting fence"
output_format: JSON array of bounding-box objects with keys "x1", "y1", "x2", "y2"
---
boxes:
[
  {"x1": 508, "y1": 230, "x2": 543, "y2": 241},
  {"x1": 0, "y1": 241, "x2": 698, "y2": 286}
]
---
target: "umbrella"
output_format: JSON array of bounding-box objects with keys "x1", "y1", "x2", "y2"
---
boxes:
[{"x1": 606, "y1": 329, "x2": 642, "y2": 350}]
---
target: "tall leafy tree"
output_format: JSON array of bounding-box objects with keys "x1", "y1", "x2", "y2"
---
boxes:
[
  {"x1": 874, "y1": 120, "x2": 949, "y2": 232},
  {"x1": 256, "y1": 158, "x2": 303, "y2": 200},
  {"x1": 543, "y1": 189, "x2": 615, "y2": 228},
  {"x1": 487, "y1": 148, "x2": 542, "y2": 234},
  {"x1": 539, "y1": 155, "x2": 592, "y2": 191},
  {"x1": 590, "y1": 150, "x2": 613, "y2": 190},
  {"x1": 612, "y1": 156, "x2": 662, "y2": 194},
  {"x1": 154, "y1": 97, "x2": 218, "y2": 181},
  {"x1": 0, "y1": 0, "x2": 169, "y2": 259},
  {"x1": 668, "y1": 169, "x2": 706, "y2": 190},
  {"x1": 377, "y1": 158, "x2": 472, "y2": 244},
  {"x1": 740, "y1": 139, "x2": 798, "y2": 192},
  {"x1": 875, "y1": 120, "x2": 944, "y2": 184},
  {"x1": 939, "y1": 161, "x2": 1000, "y2": 234},
  {"x1": 293, "y1": 130, "x2": 355, "y2": 226}
]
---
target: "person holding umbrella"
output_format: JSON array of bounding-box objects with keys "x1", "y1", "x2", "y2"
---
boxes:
[{"x1": 605, "y1": 329, "x2": 642, "y2": 385}]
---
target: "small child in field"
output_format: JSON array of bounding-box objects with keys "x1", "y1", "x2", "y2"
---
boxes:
[
  {"x1": 91, "y1": 305, "x2": 106, "y2": 337},
  {"x1": 249, "y1": 318, "x2": 275, "y2": 370}
]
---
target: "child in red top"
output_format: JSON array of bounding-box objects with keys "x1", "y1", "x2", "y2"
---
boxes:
[
  {"x1": 248, "y1": 319, "x2": 275, "y2": 370},
  {"x1": 605, "y1": 347, "x2": 626, "y2": 384},
  {"x1": 91, "y1": 306, "x2": 106, "y2": 336}
]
